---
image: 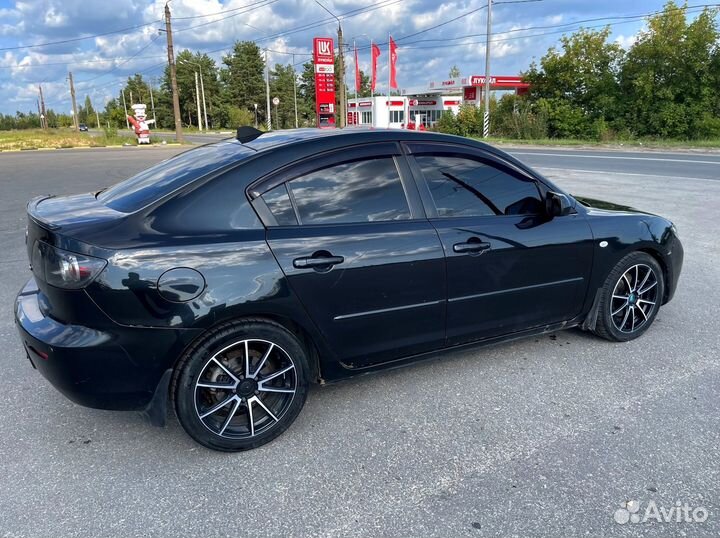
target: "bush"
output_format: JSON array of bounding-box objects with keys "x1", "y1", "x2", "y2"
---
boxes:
[
  {"x1": 493, "y1": 95, "x2": 548, "y2": 139},
  {"x1": 692, "y1": 113, "x2": 720, "y2": 139},
  {"x1": 227, "y1": 106, "x2": 255, "y2": 128},
  {"x1": 537, "y1": 98, "x2": 592, "y2": 139}
]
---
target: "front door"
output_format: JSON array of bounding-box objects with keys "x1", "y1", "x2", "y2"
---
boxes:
[
  {"x1": 406, "y1": 145, "x2": 594, "y2": 345},
  {"x1": 258, "y1": 147, "x2": 446, "y2": 367}
]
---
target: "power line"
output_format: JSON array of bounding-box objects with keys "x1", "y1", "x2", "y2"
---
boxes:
[
  {"x1": 354, "y1": 1, "x2": 718, "y2": 52},
  {"x1": 76, "y1": 34, "x2": 164, "y2": 86},
  {"x1": 172, "y1": 0, "x2": 281, "y2": 34},
  {"x1": 0, "y1": 54, "x2": 166, "y2": 70},
  {"x1": 0, "y1": 19, "x2": 162, "y2": 52},
  {"x1": 398, "y1": 4, "x2": 719, "y2": 50},
  {"x1": 173, "y1": 0, "x2": 279, "y2": 20},
  {"x1": 395, "y1": 2, "x2": 720, "y2": 46}
]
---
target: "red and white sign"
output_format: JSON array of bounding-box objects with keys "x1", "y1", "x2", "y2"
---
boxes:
[
  {"x1": 314, "y1": 37, "x2": 336, "y2": 128},
  {"x1": 470, "y1": 75, "x2": 529, "y2": 89},
  {"x1": 464, "y1": 87, "x2": 477, "y2": 101}
]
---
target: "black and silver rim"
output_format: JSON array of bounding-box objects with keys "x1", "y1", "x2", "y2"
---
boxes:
[
  {"x1": 611, "y1": 263, "x2": 659, "y2": 334},
  {"x1": 194, "y1": 339, "x2": 297, "y2": 439}
]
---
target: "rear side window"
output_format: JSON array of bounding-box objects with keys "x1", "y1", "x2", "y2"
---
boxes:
[
  {"x1": 286, "y1": 157, "x2": 410, "y2": 225},
  {"x1": 99, "y1": 142, "x2": 254, "y2": 212},
  {"x1": 415, "y1": 155, "x2": 543, "y2": 217},
  {"x1": 262, "y1": 184, "x2": 298, "y2": 226}
]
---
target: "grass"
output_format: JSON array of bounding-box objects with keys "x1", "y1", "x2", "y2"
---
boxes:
[
  {"x1": 479, "y1": 136, "x2": 720, "y2": 151},
  {"x1": 0, "y1": 128, "x2": 171, "y2": 150}
]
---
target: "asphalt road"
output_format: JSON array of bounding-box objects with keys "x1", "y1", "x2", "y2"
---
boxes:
[{"x1": 0, "y1": 145, "x2": 718, "y2": 537}]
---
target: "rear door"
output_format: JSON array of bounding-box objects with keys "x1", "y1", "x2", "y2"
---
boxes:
[
  {"x1": 252, "y1": 143, "x2": 446, "y2": 368},
  {"x1": 404, "y1": 142, "x2": 594, "y2": 345}
]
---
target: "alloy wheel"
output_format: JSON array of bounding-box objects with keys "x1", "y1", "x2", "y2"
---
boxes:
[
  {"x1": 610, "y1": 263, "x2": 659, "y2": 334},
  {"x1": 193, "y1": 339, "x2": 297, "y2": 439}
]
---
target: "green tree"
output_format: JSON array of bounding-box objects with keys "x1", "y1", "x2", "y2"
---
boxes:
[
  {"x1": 524, "y1": 27, "x2": 624, "y2": 138},
  {"x1": 162, "y1": 50, "x2": 221, "y2": 129},
  {"x1": 298, "y1": 60, "x2": 317, "y2": 126},
  {"x1": 220, "y1": 41, "x2": 266, "y2": 123},
  {"x1": 356, "y1": 69, "x2": 371, "y2": 97},
  {"x1": 620, "y1": 1, "x2": 720, "y2": 138},
  {"x1": 448, "y1": 64, "x2": 461, "y2": 78},
  {"x1": 270, "y1": 63, "x2": 298, "y2": 129}
]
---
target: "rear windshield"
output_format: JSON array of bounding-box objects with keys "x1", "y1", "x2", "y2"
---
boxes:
[{"x1": 98, "y1": 141, "x2": 255, "y2": 212}]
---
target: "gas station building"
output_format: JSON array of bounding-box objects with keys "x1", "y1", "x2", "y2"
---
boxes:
[{"x1": 346, "y1": 75, "x2": 529, "y2": 129}]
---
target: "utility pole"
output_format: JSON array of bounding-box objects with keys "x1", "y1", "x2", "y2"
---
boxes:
[
  {"x1": 483, "y1": 0, "x2": 493, "y2": 138},
  {"x1": 149, "y1": 82, "x2": 157, "y2": 127},
  {"x1": 121, "y1": 89, "x2": 130, "y2": 129},
  {"x1": 38, "y1": 85, "x2": 47, "y2": 129},
  {"x1": 164, "y1": 3, "x2": 184, "y2": 142},
  {"x1": 194, "y1": 71, "x2": 202, "y2": 131},
  {"x1": 199, "y1": 68, "x2": 208, "y2": 131},
  {"x1": 88, "y1": 96, "x2": 100, "y2": 129},
  {"x1": 292, "y1": 54, "x2": 299, "y2": 129},
  {"x1": 265, "y1": 49, "x2": 272, "y2": 130},
  {"x1": 36, "y1": 99, "x2": 42, "y2": 128},
  {"x1": 68, "y1": 71, "x2": 79, "y2": 132},
  {"x1": 337, "y1": 25, "x2": 345, "y2": 128}
]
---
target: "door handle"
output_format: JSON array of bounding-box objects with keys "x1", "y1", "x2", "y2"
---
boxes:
[
  {"x1": 293, "y1": 255, "x2": 345, "y2": 269},
  {"x1": 453, "y1": 240, "x2": 491, "y2": 254}
]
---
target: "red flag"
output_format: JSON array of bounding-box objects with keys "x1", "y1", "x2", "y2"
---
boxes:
[
  {"x1": 354, "y1": 44, "x2": 361, "y2": 93},
  {"x1": 389, "y1": 36, "x2": 398, "y2": 89},
  {"x1": 371, "y1": 43, "x2": 381, "y2": 92}
]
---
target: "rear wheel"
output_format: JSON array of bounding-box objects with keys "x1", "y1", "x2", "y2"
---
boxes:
[
  {"x1": 173, "y1": 319, "x2": 309, "y2": 451},
  {"x1": 594, "y1": 252, "x2": 664, "y2": 342}
]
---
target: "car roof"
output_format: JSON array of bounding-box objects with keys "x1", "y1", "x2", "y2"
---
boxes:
[{"x1": 241, "y1": 127, "x2": 492, "y2": 154}]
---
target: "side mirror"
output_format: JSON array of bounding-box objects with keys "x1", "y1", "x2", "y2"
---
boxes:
[{"x1": 547, "y1": 191, "x2": 573, "y2": 217}]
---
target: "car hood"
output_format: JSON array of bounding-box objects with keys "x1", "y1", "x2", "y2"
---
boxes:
[{"x1": 574, "y1": 196, "x2": 655, "y2": 217}]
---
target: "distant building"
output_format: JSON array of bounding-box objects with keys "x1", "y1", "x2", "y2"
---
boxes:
[{"x1": 347, "y1": 75, "x2": 529, "y2": 130}]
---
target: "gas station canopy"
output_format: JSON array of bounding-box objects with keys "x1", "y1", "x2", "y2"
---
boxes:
[{"x1": 401, "y1": 75, "x2": 529, "y2": 99}]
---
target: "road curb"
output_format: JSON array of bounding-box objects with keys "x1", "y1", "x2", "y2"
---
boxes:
[{"x1": 0, "y1": 144, "x2": 185, "y2": 153}]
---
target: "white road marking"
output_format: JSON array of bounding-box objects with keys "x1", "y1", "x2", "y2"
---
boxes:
[
  {"x1": 513, "y1": 151, "x2": 720, "y2": 165},
  {"x1": 536, "y1": 166, "x2": 715, "y2": 182}
]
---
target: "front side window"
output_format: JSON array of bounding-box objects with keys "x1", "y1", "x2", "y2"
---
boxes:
[
  {"x1": 415, "y1": 155, "x2": 543, "y2": 218},
  {"x1": 286, "y1": 157, "x2": 411, "y2": 225}
]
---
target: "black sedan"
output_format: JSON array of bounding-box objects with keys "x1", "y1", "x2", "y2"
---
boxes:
[{"x1": 15, "y1": 128, "x2": 683, "y2": 451}]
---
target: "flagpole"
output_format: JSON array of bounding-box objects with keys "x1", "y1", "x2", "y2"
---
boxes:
[
  {"x1": 370, "y1": 39, "x2": 374, "y2": 127},
  {"x1": 388, "y1": 34, "x2": 391, "y2": 98},
  {"x1": 354, "y1": 39, "x2": 358, "y2": 103}
]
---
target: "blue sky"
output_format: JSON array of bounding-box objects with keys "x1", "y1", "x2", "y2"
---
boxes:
[{"x1": 0, "y1": 0, "x2": 699, "y2": 115}]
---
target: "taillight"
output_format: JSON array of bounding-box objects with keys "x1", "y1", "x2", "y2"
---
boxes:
[{"x1": 31, "y1": 241, "x2": 106, "y2": 289}]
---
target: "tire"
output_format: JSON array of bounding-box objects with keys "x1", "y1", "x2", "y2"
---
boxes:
[
  {"x1": 593, "y1": 251, "x2": 665, "y2": 342},
  {"x1": 172, "y1": 319, "x2": 310, "y2": 452}
]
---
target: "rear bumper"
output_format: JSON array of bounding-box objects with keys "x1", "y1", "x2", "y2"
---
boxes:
[{"x1": 15, "y1": 278, "x2": 199, "y2": 411}]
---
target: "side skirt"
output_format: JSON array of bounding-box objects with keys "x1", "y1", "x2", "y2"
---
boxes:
[{"x1": 322, "y1": 320, "x2": 580, "y2": 384}]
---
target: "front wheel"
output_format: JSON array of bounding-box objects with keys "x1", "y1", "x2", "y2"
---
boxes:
[
  {"x1": 594, "y1": 252, "x2": 664, "y2": 342},
  {"x1": 173, "y1": 319, "x2": 310, "y2": 452}
]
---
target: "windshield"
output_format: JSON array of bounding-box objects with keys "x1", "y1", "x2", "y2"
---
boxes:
[{"x1": 98, "y1": 140, "x2": 254, "y2": 212}]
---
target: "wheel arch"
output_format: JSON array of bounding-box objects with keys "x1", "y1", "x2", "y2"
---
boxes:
[
  {"x1": 637, "y1": 246, "x2": 670, "y2": 304},
  {"x1": 171, "y1": 313, "x2": 325, "y2": 385}
]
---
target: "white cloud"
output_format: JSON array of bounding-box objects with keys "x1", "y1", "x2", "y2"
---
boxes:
[{"x1": 0, "y1": 0, "x2": 657, "y2": 114}]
